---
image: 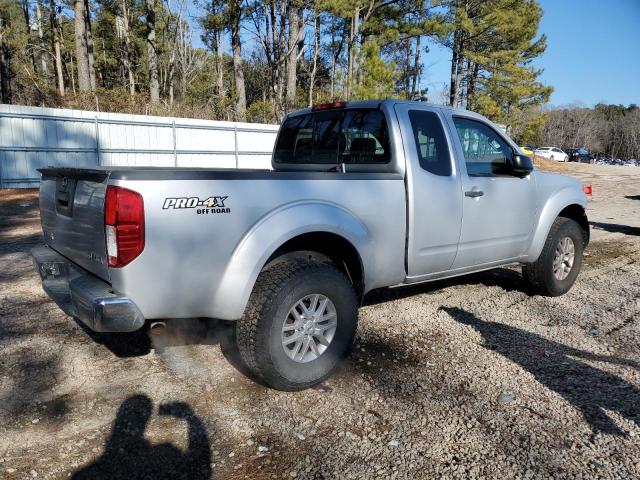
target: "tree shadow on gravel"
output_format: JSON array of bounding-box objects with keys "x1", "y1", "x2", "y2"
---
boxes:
[
  {"x1": 589, "y1": 221, "x2": 640, "y2": 236},
  {"x1": 0, "y1": 349, "x2": 69, "y2": 423},
  {"x1": 72, "y1": 394, "x2": 212, "y2": 480},
  {"x1": 363, "y1": 267, "x2": 526, "y2": 306},
  {"x1": 442, "y1": 307, "x2": 640, "y2": 437},
  {"x1": 0, "y1": 233, "x2": 43, "y2": 258}
]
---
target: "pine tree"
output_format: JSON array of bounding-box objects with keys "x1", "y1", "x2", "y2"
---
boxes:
[{"x1": 352, "y1": 40, "x2": 397, "y2": 100}]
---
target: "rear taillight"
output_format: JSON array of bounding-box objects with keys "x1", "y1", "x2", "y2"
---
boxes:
[{"x1": 105, "y1": 185, "x2": 145, "y2": 267}]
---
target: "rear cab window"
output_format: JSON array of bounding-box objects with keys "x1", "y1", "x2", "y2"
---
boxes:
[
  {"x1": 407, "y1": 109, "x2": 452, "y2": 176},
  {"x1": 274, "y1": 109, "x2": 391, "y2": 165}
]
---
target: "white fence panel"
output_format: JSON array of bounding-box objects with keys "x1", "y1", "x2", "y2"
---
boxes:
[{"x1": 0, "y1": 104, "x2": 279, "y2": 188}]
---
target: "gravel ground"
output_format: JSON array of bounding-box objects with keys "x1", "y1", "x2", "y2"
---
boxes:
[{"x1": 1, "y1": 163, "x2": 639, "y2": 479}]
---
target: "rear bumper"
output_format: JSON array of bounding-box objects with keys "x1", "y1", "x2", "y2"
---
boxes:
[{"x1": 31, "y1": 245, "x2": 145, "y2": 332}]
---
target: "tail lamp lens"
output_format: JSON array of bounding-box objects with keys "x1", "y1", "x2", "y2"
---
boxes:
[{"x1": 105, "y1": 186, "x2": 145, "y2": 267}]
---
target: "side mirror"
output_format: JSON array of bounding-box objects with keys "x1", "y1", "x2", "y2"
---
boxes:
[{"x1": 511, "y1": 154, "x2": 533, "y2": 177}]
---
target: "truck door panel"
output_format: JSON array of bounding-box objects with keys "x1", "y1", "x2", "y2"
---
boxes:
[
  {"x1": 446, "y1": 115, "x2": 537, "y2": 267},
  {"x1": 394, "y1": 105, "x2": 463, "y2": 276}
]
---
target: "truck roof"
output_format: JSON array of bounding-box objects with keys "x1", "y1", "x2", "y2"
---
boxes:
[{"x1": 287, "y1": 99, "x2": 471, "y2": 119}]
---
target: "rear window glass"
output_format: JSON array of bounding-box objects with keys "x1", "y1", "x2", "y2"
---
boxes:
[
  {"x1": 274, "y1": 109, "x2": 390, "y2": 164},
  {"x1": 408, "y1": 109, "x2": 451, "y2": 176}
]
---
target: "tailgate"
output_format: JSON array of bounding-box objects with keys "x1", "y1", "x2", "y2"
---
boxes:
[{"x1": 38, "y1": 168, "x2": 111, "y2": 281}]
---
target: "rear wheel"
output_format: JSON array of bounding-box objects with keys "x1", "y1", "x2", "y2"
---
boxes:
[
  {"x1": 235, "y1": 259, "x2": 358, "y2": 391},
  {"x1": 522, "y1": 217, "x2": 584, "y2": 296}
]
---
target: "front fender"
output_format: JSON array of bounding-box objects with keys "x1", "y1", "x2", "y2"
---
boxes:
[
  {"x1": 523, "y1": 186, "x2": 587, "y2": 261},
  {"x1": 210, "y1": 201, "x2": 373, "y2": 319}
]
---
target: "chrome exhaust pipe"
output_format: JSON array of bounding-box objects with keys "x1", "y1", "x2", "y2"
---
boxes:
[{"x1": 150, "y1": 321, "x2": 166, "y2": 335}]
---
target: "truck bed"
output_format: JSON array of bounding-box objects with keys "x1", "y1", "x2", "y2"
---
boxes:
[{"x1": 38, "y1": 166, "x2": 407, "y2": 320}]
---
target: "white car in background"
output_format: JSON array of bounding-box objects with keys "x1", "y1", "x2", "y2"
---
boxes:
[{"x1": 536, "y1": 147, "x2": 569, "y2": 162}]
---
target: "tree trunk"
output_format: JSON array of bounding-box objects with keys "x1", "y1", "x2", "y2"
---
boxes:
[
  {"x1": 411, "y1": 36, "x2": 421, "y2": 96},
  {"x1": 49, "y1": 0, "x2": 65, "y2": 95},
  {"x1": 404, "y1": 39, "x2": 411, "y2": 95},
  {"x1": 453, "y1": 34, "x2": 465, "y2": 107},
  {"x1": 118, "y1": 0, "x2": 135, "y2": 96},
  {"x1": 84, "y1": 0, "x2": 96, "y2": 90},
  {"x1": 69, "y1": 51, "x2": 76, "y2": 94},
  {"x1": 466, "y1": 62, "x2": 478, "y2": 110},
  {"x1": 20, "y1": 0, "x2": 39, "y2": 73},
  {"x1": 74, "y1": 0, "x2": 91, "y2": 91},
  {"x1": 168, "y1": 45, "x2": 175, "y2": 106},
  {"x1": 230, "y1": 0, "x2": 246, "y2": 121},
  {"x1": 329, "y1": 19, "x2": 345, "y2": 99},
  {"x1": 346, "y1": 7, "x2": 360, "y2": 100},
  {"x1": 308, "y1": 13, "x2": 320, "y2": 107},
  {"x1": 285, "y1": 3, "x2": 300, "y2": 108},
  {"x1": 449, "y1": 28, "x2": 459, "y2": 106},
  {"x1": 145, "y1": 0, "x2": 159, "y2": 102},
  {"x1": 216, "y1": 32, "x2": 224, "y2": 96},
  {"x1": 276, "y1": 0, "x2": 287, "y2": 115},
  {"x1": 35, "y1": 0, "x2": 49, "y2": 78},
  {"x1": 0, "y1": 26, "x2": 12, "y2": 103}
]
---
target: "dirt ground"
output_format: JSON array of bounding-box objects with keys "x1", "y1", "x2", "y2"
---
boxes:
[{"x1": 1, "y1": 163, "x2": 639, "y2": 479}]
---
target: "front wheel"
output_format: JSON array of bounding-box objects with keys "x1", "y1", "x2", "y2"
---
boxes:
[
  {"x1": 235, "y1": 259, "x2": 358, "y2": 391},
  {"x1": 522, "y1": 217, "x2": 584, "y2": 296}
]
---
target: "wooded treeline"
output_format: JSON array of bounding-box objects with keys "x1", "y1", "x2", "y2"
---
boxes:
[
  {"x1": 541, "y1": 104, "x2": 640, "y2": 160},
  {"x1": 1, "y1": 0, "x2": 551, "y2": 127}
]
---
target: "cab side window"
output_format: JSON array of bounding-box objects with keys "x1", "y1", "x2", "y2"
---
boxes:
[
  {"x1": 453, "y1": 117, "x2": 513, "y2": 177},
  {"x1": 408, "y1": 110, "x2": 452, "y2": 176}
]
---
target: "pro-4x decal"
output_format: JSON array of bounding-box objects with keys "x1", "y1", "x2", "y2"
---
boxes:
[{"x1": 162, "y1": 196, "x2": 230, "y2": 214}]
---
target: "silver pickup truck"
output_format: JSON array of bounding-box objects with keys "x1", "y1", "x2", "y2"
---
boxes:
[{"x1": 32, "y1": 100, "x2": 589, "y2": 390}]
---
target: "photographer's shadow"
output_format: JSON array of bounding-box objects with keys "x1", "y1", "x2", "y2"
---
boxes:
[
  {"x1": 442, "y1": 307, "x2": 640, "y2": 437},
  {"x1": 72, "y1": 395, "x2": 211, "y2": 479}
]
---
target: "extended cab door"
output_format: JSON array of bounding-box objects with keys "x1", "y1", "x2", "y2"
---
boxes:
[
  {"x1": 446, "y1": 115, "x2": 537, "y2": 268},
  {"x1": 394, "y1": 104, "x2": 463, "y2": 277}
]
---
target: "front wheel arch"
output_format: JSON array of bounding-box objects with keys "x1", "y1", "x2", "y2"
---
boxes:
[
  {"x1": 524, "y1": 190, "x2": 589, "y2": 262},
  {"x1": 558, "y1": 204, "x2": 590, "y2": 247}
]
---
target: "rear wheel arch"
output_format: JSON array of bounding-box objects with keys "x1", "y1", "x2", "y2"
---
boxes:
[{"x1": 263, "y1": 232, "x2": 365, "y2": 300}]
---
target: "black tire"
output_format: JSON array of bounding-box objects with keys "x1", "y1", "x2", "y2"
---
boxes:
[
  {"x1": 235, "y1": 259, "x2": 358, "y2": 391},
  {"x1": 522, "y1": 217, "x2": 584, "y2": 296}
]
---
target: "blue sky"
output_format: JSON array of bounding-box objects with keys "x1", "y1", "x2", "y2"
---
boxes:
[{"x1": 422, "y1": 0, "x2": 640, "y2": 107}]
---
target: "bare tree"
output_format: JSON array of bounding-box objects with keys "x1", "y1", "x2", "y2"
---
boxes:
[
  {"x1": 146, "y1": 0, "x2": 159, "y2": 102},
  {"x1": 176, "y1": 20, "x2": 206, "y2": 97},
  {"x1": 0, "y1": 19, "x2": 12, "y2": 103},
  {"x1": 35, "y1": 0, "x2": 49, "y2": 78},
  {"x1": 73, "y1": 0, "x2": 92, "y2": 91},
  {"x1": 307, "y1": 11, "x2": 319, "y2": 107},
  {"x1": 345, "y1": 6, "x2": 359, "y2": 100},
  {"x1": 285, "y1": 1, "x2": 303, "y2": 108},
  {"x1": 84, "y1": 0, "x2": 96, "y2": 90},
  {"x1": 229, "y1": 0, "x2": 246, "y2": 120},
  {"x1": 116, "y1": 0, "x2": 135, "y2": 95},
  {"x1": 49, "y1": 0, "x2": 64, "y2": 95}
]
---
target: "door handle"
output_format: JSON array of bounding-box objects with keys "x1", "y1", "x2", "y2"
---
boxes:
[{"x1": 465, "y1": 190, "x2": 484, "y2": 198}]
